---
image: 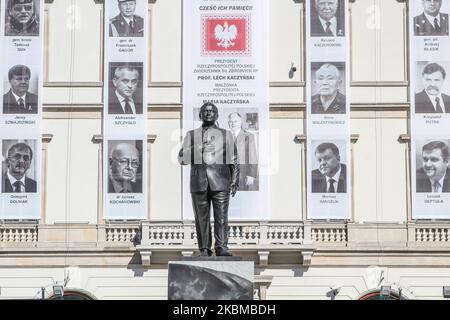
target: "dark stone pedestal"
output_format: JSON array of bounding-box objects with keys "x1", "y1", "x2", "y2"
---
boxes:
[{"x1": 168, "y1": 260, "x2": 254, "y2": 300}]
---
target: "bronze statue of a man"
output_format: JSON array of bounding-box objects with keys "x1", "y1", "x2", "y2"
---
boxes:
[{"x1": 178, "y1": 102, "x2": 239, "y2": 257}]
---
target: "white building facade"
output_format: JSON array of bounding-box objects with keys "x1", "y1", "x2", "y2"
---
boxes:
[{"x1": 0, "y1": 0, "x2": 449, "y2": 300}]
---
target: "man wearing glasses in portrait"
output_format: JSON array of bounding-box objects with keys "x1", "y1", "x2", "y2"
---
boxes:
[
  {"x1": 2, "y1": 142, "x2": 37, "y2": 193},
  {"x1": 5, "y1": 0, "x2": 39, "y2": 37},
  {"x1": 108, "y1": 141, "x2": 142, "y2": 193}
]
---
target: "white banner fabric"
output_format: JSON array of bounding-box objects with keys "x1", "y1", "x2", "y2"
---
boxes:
[
  {"x1": 0, "y1": 0, "x2": 44, "y2": 219},
  {"x1": 182, "y1": 0, "x2": 269, "y2": 219},
  {"x1": 305, "y1": 0, "x2": 351, "y2": 219},
  {"x1": 103, "y1": 0, "x2": 148, "y2": 219}
]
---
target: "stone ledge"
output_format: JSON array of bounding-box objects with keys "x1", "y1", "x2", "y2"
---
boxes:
[{"x1": 136, "y1": 244, "x2": 315, "y2": 267}]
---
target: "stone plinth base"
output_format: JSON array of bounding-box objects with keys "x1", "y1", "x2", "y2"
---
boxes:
[{"x1": 168, "y1": 260, "x2": 254, "y2": 300}]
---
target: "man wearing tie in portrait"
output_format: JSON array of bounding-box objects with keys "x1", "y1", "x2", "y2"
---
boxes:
[
  {"x1": 416, "y1": 141, "x2": 450, "y2": 193},
  {"x1": 3, "y1": 65, "x2": 38, "y2": 114},
  {"x1": 415, "y1": 63, "x2": 450, "y2": 113},
  {"x1": 2, "y1": 142, "x2": 37, "y2": 193},
  {"x1": 109, "y1": 0, "x2": 144, "y2": 37},
  {"x1": 227, "y1": 112, "x2": 259, "y2": 191},
  {"x1": 311, "y1": 0, "x2": 345, "y2": 37},
  {"x1": 311, "y1": 142, "x2": 347, "y2": 193},
  {"x1": 108, "y1": 64, "x2": 142, "y2": 115},
  {"x1": 414, "y1": 0, "x2": 449, "y2": 36}
]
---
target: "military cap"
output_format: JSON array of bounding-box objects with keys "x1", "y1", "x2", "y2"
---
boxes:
[{"x1": 9, "y1": 0, "x2": 33, "y2": 6}]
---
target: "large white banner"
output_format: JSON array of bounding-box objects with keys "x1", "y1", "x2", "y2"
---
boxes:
[
  {"x1": 0, "y1": 0, "x2": 44, "y2": 219},
  {"x1": 103, "y1": 0, "x2": 148, "y2": 219},
  {"x1": 306, "y1": 0, "x2": 351, "y2": 219},
  {"x1": 182, "y1": 0, "x2": 269, "y2": 219},
  {"x1": 410, "y1": 0, "x2": 450, "y2": 219}
]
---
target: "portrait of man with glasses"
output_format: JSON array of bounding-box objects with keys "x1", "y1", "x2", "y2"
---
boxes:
[
  {"x1": 2, "y1": 141, "x2": 37, "y2": 193},
  {"x1": 5, "y1": 0, "x2": 39, "y2": 37},
  {"x1": 108, "y1": 140, "x2": 142, "y2": 194}
]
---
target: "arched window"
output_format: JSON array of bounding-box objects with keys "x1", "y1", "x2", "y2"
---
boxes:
[
  {"x1": 49, "y1": 289, "x2": 96, "y2": 300},
  {"x1": 358, "y1": 289, "x2": 405, "y2": 300}
]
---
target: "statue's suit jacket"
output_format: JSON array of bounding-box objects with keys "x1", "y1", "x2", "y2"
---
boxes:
[{"x1": 178, "y1": 125, "x2": 239, "y2": 193}]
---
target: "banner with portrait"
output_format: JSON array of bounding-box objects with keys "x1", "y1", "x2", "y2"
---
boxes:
[
  {"x1": 0, "y1": 0, "x2": 44, "y2": 219},
  {"x1": 305, "y1": 0, "x2": 351, "y2": 219},
  {"x1": 103, "y1": 0, "x2": 148, "y2": 219},
  {"x1": 182, "y1": 0, "x2": 269, "y2": 219},
  {"x1": 410, "y1": 0, "x2": 450, "y2": 218}
]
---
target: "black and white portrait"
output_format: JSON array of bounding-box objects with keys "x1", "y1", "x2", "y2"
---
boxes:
[
  {"x1": 5, "y1": 0, "x2": 39, "y2": 37},
  {"x1": 108, "y1": 62, "x2": 143, "y2": 115},
  {"x1": 311, "y1": 62, "x2": 346, "y2": 114},
  {"x1": 310, "y1": 0, "x2": 345, "y2": 37},
  {"x1": 109, "y1": 0, "x2": 144, "y2": 37},
  {"x1": 311, "y1": 140, "x2": 347, "y2": 193},
  {"x1": 108, "y1": 140, "x2": 143, "y2": 194},
  {"x1": 415, "y1": 61, "x2": 450, "y2": 114},
  {"x1": 193, "y1": 107, "x2": 259, "y2": 191},
  {"x1": 2, "y1": 140, "x2": 37, "y2": 193},
  {"x1": 413, "y1": 0, "x2": 449, "y2": 36},
  {"x1": 3, "y1": 64, "x2": 39, "y2": 114},
  {"x1": 416, "y1": 139, "x2": 450, "y2": 193}
]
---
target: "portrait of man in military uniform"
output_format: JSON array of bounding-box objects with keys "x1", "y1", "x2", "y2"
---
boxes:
[
  {"x1": 5, "y1": 0, "x2": 39, "y2": 37},
  {"x1": 109, "y1": 0, "x2": 144, "y2": 37},
  {"x1": 311, "y1": 62, "x2": 346, "y2": 114}
]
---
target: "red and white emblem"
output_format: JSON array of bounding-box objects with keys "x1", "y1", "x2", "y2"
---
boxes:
[{"x1": 202, "y1": 16, "x2": 250, "y2": 55}]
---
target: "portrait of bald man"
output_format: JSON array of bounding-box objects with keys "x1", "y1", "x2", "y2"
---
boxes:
[
  {"x1": 414, "y1": 0, "x2": 449, "y2": 36},
  {"x1": 311, "y1": 0, "x2": 345, "y2": 37},
  {"x1": 108, "y1": 63, "x2": 143, "y2": 115},
  {"x1": 108, "y1": 141, "x2": 143, "y2": 194},
  {"x1": 311, "y1": 63, "x2": 346, "y2": 114}
]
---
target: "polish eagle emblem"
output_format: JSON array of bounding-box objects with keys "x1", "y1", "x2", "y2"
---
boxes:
[{"x1": 214, "y1": 21, "x2": 238, "y2": 48}]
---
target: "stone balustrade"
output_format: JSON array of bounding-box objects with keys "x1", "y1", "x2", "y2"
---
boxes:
[
  {"x1": 139, "y1": 221, "x2": 306, "y2": 247},
  {"x1": 0, "y1": 224, "x2": 38, "y2": 243},
  {"x1": 311, "y1": 224, "x2": 347, "y2": 243}
]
